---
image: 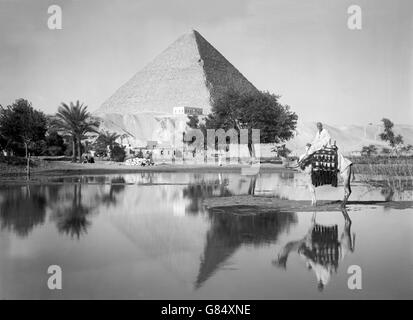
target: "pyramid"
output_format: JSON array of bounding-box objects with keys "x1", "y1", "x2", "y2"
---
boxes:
[{"x1": 95, "y1": 30, "x2": 258, "y2": 116}]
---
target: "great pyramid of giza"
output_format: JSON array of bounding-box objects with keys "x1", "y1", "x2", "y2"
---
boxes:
[
  {"x1": 95, "y1": 30, "x2": 258, "y2": 116},
  {"x1": 93, "y1": 29, "x2": 413, "y2": 152}
]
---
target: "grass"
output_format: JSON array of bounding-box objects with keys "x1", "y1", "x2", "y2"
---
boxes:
[
  {"x1": 350, "y1": 156, "x2": 413, "y2": 177},
  {"x1": 348, "y1": 155, "x2": 413, "y2": 166},
  {"x1": 350, "y1": 156, "x2": 413, "y2": 195},
  {"x1": 0, "y1": 155, "x2": 34, "y2": 166}
]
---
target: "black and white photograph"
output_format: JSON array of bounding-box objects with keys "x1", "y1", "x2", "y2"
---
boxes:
[{"x1": 0, "y1": 0, "x2": 412, "y2": 306}]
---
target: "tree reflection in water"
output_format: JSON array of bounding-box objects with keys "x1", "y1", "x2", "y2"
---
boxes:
[
  {"x1": 0, "y1": 178, "x2": 128, "y2": 240},
  {"x1": 53, "y1": 183, "x2": 93, "y2": 239},
  {"x1": 0, "y1": 185, "x2": 47, "y2": 237},
  {"x1": 274, "y1": 207, "x2": 356, "y2": 291},
  {"x1": 183, "y1": 174, "x2": 233, "y2": 214},
  {"x1": 53, "y1": 177, "x2": 127, "y2": 239},
  {"x1": 195, "y1": 207, "x2": 297, "y2": 289}
]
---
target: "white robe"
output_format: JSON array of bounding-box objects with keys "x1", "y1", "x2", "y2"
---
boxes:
[
  {"x1": 308, "y1": 128, "x2": 331, "y2": 154},
  {"x1": 301, "y1": 128, "x2": 352, "y2": 172}
]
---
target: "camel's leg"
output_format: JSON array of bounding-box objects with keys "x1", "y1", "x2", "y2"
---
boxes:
[
  {"x1": 311, "y1": 211, "x2": 317, "y2": 224},
  {"x1": 341, "y1": 206, "x2": 351, "y2": 223},
  {"x1": 309, "y1": 183, "x2": 317, "y2": 206},
  {"x1": 341, "y1": 165, "x2": 352, "y2": 206}
]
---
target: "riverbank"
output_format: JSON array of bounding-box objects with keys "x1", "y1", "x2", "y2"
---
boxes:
[
  {"x1": 0, "y1": 159, "x2": 290, "y2": 182},
  {"x1": 203, "y1": 195, "x2": 413, "y2": 212},
  {"x1": 2, "y1": 158, "x2": 413, "y2": 185}
]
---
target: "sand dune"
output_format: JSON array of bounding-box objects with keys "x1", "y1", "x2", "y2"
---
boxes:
[
  {"x1": 97, "y1": 114, "x2": 413, "y2": 155},
  {"x1": 286, "y1": 122, "x2": 413, "y2": 155}
]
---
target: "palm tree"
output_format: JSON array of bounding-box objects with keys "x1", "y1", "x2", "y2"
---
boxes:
[
  {"x1": 97, "y1": 130, "x2": 120, "y2": 150},
  {"x1": 94, "y1": 130, "x2": 121, "y2": 158},
  {"x1": 53, "y1": 101, "x2": 99, "y2": 162}
]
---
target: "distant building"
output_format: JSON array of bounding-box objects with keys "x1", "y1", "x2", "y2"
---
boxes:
[
  {"x1": 350, "y1": 151, "x2": 362, "y2": 157},
  {"x1": 173, "y1": 106, "x2": 203, "y2": 116},
  {"x1": 146, "y1": 141, "x2": 158, "y2": 149}
]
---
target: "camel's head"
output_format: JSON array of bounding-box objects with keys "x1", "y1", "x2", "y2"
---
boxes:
[
  {"x1": 295, "y1": 143, "x2": 312, "y2": 169},
  {"x1": 272, "y1": 255, "x2": 288, "y2": 269},
  {"x1": 298, "y1": 153, "x2": 314, "y2": 172}
]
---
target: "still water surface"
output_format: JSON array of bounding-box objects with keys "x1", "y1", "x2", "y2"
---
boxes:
[{"x1": 0, "y1": 172, "x2": 412, "y2": 299}]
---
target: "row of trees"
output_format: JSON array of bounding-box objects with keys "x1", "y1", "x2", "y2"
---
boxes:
[
  {"x1": 0, "y1": 99, "x2": 126, "y2": 162},
  {"x1": 361, "y1": 118, "x2": 412, "y2": 157},
  {"x1": 186, "y1": 90, "x2": 411, "y2": 161},
  {"x1": 3, "y1": 97, "x2": 409, "y2": 163}
]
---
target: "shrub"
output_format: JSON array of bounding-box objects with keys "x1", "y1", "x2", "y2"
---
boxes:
[
  {"x1": 0, "y1": 155, "x2": 35, "y2": 166},
  {"x1": 361, "y1": 144, "x2": 378, "y2": 157},
  {"x1": 381, "y1": 147, "x2": 391, "y2": 155},
  {"x1": 47, "y1": 146, "x2": 64, "y2": 156},
  {"x1": 111, "y1": 145, "x2": 126, "y2": 162},
  {"x1": 44, "y1": 131, "x2": 66, "y2": 156}
]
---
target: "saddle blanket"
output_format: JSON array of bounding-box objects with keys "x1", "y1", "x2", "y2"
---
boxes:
[{"x1": 301, "y1": 146, "x2": 339, "y2": 187}]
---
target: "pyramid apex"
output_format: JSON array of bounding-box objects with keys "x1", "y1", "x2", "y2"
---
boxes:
[
  {"x1": 189, "y1": 29, "x2": 204, "y2": 38},
  {"x1": 177, "y1": 29, "x2": 199, "y2": 39}
]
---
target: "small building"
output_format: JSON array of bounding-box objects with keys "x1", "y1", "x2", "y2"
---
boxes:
[
  {"x1": 350, "y1": 150, "x2": 362, "y2": 157},
  {"x1": 173, "y1": 106, "x2": 203, "y2": 116},
  {"x1": 146, "y1": 141, "x2": 158, "y2": 149}
]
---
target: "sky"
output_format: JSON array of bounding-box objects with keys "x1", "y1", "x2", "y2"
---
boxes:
[{"x1": 0, "y1": 0, "x2": 412, "y2": 125}]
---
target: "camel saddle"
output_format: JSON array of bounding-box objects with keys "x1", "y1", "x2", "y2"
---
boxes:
[{"x1": 300, "y1": 146, "x2": 339, "y2": 187}]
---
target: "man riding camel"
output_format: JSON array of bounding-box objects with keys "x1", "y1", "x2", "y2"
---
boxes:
[
  {"x1": 296, "y1": 122, "x2": 354, "y2": 205},
  {"x1": 300, "y1": 122, "x2": 352, "y2": 173},
  {"x1": 308, "y1": 122, "x2": 331, "y2": 154}
]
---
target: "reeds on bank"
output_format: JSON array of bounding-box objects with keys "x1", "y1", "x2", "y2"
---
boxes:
[
  {"x1": 350, "y1": 156, "x2": 413, "y2": 193},
  {"x1": 350, "y1": 156, "x2": 413, "y2": 176}
]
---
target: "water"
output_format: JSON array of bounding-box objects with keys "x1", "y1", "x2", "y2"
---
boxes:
[{"x1": 0, "y1": 172, "x2": 412, "y2": 299}]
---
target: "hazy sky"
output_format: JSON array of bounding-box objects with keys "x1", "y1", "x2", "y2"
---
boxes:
[{"x1": 0, "y1": 0, "x2": 412, "y2": 125}]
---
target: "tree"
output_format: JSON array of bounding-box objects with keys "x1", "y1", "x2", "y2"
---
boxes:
[
  {"x1": 52, "y1": 101, "x2": 99, "y2": 162},
  {"x1": 93, "y1": 130, "x2": 121, "y2": 158},
  {"x1": 44, "y1": 130, "x2": 66, "y2": 156},
  {"x1": 0, "y1": 133, "x2": 7, "y2": 153},
  {"x1": 96, "y1": 131, "x2": 120, "y2": 150},
  {"x1": 400, "y1": 144, "x2": 413, "y2": 155},
  {"x1": 137, "y1": 149, "x2": 144, "y2": 158},
  {"x1": 379, "y1": 118, "x2": 403, "y2": 152},
  {"x1": 185, "y1": 115, "x2": 203, "y2": 148},
  {"x1": 0, "y1": 99, "x2": 47, "y2": 157},
  {"x1": 361, "y1": 144, "x2": 378, "y2": 157},
  {"x1": 381, "y1": 147, "x2": 391, "y2": 156},
  {"x1": 110, "y1": 145, "x2": 126, "y2": 162},
  {"x1": 188, "y1": 90, "x2": 298, "y2": 157},
  {"x1": 187, "y1": 115, "x2": 200, "y2": 129}
]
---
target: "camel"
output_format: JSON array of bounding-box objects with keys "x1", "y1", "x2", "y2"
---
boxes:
[
  {"x1": 300, "y1": 154, "x2": 353, "y2": 207},
  {"x1": 274, "y1": 144, "x2": 353, "y2": 206},
  {"x1": 273, "y1": 207, "x2": 356, "y2": 291}
]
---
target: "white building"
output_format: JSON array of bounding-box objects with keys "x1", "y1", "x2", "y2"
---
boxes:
[{"x1": 173, "y1": 106, "x2": 203, "y2": 116}]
